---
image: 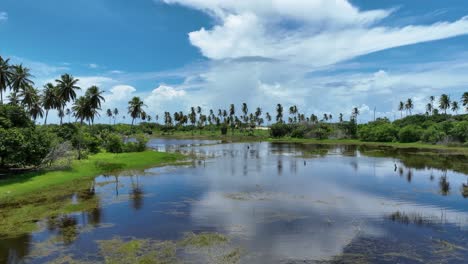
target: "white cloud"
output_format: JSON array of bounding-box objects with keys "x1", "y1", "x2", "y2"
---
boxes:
[
  {"x1": 150, "y1": 85, "x2": 186, "y2": 99},
  {"x1": 163, "y1": 0, "x2": 468, "y2": 67},
  {"x1": 106, "y1": 85, "x2": 137, "y2": 102},
  {"x1": 88, "y1": 63, "x2": 99, "y2": 69},
  {"x1": 0, "y1": 12, "x2": 7, "y2": 21}
]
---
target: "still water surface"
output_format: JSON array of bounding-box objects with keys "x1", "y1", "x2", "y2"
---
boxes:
[{"x1": 1, "y1": 139, "x2": 468, "y2": 263}]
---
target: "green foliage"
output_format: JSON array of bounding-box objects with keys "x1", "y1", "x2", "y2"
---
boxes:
[
  {"x1": 358, "y1": 121, "x2": 399, "y2": 142},
  {"x1": 105, "y1": 133, "x2": 124, "y2": 153},
  {"x1": 270, "y1": 123, "x2": 291, "y2": 138},
  {"x1": 0, "y1": 105, "x2": 53, "y2": 168},
  {"x1": 398, "y1": 125, "x2": 424, "y2": 143},
  {"x1": 122, "y1": 134, "x2": 148, "y2": 153},
  {"x1": 291, "y1": 126, "x2": 307, "y2": 138},
  {"x1": 220, "y1": 124, "x2": 228, "y2": 135},
  {"x1": 450, "y1": 121, "x2": 468, "y2": 142},
  {"x1": 421, "y1": 125, "x2": 446, "y2": 144},
  {"x1": 0, "y1": 104, "x2": 33, "y2": 128},
  {"x1": 309, "y1": 123, "x2": 333, "y2": 139}
]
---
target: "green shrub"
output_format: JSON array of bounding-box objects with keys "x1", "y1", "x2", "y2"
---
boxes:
[
  {"x1": 421, "y1": 125, "x2": 446, "y2": 144},
  {"x1": 270, "y1": 123, "x2": 291, "y2": 138},
  {"x1": 220, "y1": 124, "x2": 228, "y2": 135},
  {"x1": 291, "y1": 126, "x2": 307, "y2": 138},
  {"x1": 398, "y1": 125, "x2": 423, "y2": 143},
  {"x1": 358, "y1": 123, "x2": 398, "y2": 142},
  {"x1": 449, "y1": 121, "x2": 468, "y2": 142},
  {"x1": 105, "y1": 133, "x2": 124, "y2": 153}
]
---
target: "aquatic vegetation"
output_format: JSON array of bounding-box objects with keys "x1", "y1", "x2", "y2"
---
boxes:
[
  {"x1": 97, "y1": 237, "x2": 178, "y2": 264},
  {"x1": 179, "y1": 232, "x2": 229, "y2": 248}
]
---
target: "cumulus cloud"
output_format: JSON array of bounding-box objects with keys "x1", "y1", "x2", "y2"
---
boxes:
[
  {"x1": 150, "y1": 85, "x2": 186, "y2": 99},
  {"x1": 163, "y1": 0, "x2": 468, "y2": 67}
]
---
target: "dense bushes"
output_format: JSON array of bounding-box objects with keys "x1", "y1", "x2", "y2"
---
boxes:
[
  {"x1": 104, "y1": 133, "x2": 148, "y2": 153},
  {"x1": 0, "y1": 105, "x2": 53, "y2": 168},
  {"x1": 398, "y1": 125, "x2": 423, "y2": 143},
  {"x1": 270, "y1": 123, "x2": 291, "y2": 138},
  {"x1": 358, "y1": 119, "x2": 399, "y2": 142}
]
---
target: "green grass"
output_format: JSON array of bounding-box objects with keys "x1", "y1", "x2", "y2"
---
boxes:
[
  {"x1": 0, "y1": 151, "x2": 186, "y2": 238},
  {"x1": 0, "y1": 151, "x2": 185, "y2": 203}
]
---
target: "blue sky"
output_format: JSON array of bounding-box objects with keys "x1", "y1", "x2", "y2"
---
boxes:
[{"x1": 1, "y1": 0, "x2": 468, "y2": 123}]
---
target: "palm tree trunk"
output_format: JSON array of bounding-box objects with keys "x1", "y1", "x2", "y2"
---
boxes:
[
  {"x1": 0, "y1": 89, "x2": 3, "y2": 105},
  {"x1": 44, "y1": 110, "x2": 49, "y2": 125}
]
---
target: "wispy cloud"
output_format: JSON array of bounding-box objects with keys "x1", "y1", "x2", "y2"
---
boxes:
[{"x1": 0, "y1": 12, "x2": 7, "y2": 21}]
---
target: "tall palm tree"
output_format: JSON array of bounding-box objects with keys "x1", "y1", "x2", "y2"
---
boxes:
[
  {"x1": 29, "y1": 99, "x2": 44, "y2": 122},
  {"x1": 19, "y1": 86, "x2": 43, "y2": 121},
  {"x1": 128, "y1": 97, "x2": 145, "y2": 126},
  {"x1": 19, "y1": 85, "x2": 39, "y2": 109},
  {"x1": 439, "y1": 94, "x2": 450, "y2": 114},
  {"x1": 85, "y1": 85, "x2": 105, "y2": 110},
  {"x1": 10, "y1": 65, "x2": 34, "y2": 102},
  {"x1": 426, "y1": 103, "x2": 433, "y2": 116},
  {"x1": 429, "y1": 96, "x2": 435, "y2": 115},
  {"x1": 405, "y1": 98, "x2": 413, "y2": 115},
  {"x1": 462, "y1": 92, "x2": 468, "y2": 112},
  {"x1": 352, "y1": 107, "x2": 359, "y2": 123},
  {"x1": 398, "y1": 101, "x2": 404, "y2": 118},
  {"x1": 106, "y1": 109, "x2": 113, "y2": 124},
  {"x1": 451, "y1": 101, "x2": 459, "y2": 114},
  {"x1": 56, "y1": 74, "x2": 80, "y2": 124},
  {"x1": 113, "y1": 108, "x2": 119, "y2": 124},
  {"x1": 265, "y1": 112, "x2": 271, "y2": 124},
  {"x1": 72, "y1": 96, "x2": 91, "y2": 125},
  {"x1": 339, "y1": 113, "x2": 344, "y2": 123},
  {"x1": 276, "y1": 104, "x2": 283, "y2": 123},
  {"x1": 42, "y1": 83, "x2": 61, "y2": 125},
  {"x1": 66, "y1": 108, "x2": 71, "y2": 123},
  {"x1": 0, "y1": 56, "x2": 14, "y2": 104}
]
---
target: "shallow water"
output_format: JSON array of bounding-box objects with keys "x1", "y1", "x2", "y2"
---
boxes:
[{"x1": 1, "y1": 140, "x2": 468, "y2": 263}]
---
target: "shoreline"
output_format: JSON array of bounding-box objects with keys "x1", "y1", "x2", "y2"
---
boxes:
[
  {"x1": 150, "y1": 133, "x2": 468, "y2": 155},
  {"x1": 0, "y1": 151, "x2": 186, "y2": 204}
]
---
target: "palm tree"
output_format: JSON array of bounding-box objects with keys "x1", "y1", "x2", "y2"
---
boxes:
[
  {"x1": 42, "y1": 83, "x2": 61, "y2": 125},
  {"x1": 462, "y1": 92, "x2": 468, "y2": 112},
  {"x1": 0, "y1": 56, "x2": 14, "y2": 104},
  {"x1": 19, "y1": 85, "x2": 39, "y2": 109},
  {"x1": 451, "y1": 101, "x2": 459, "y2": 114},
  {"x1": 425, "y1": 103, "x2": 433, "y2": 116},
  {"x1": 29, "y1": 98, "x2": 44, "y2": 122},
  {"x1": 106, "y1": 109, "x2": 113, "y2": 124},
  {"x1": 56, "y1": 74, "x2": 80, "y2": 124},
  {"x1": 10, "y1": 65, "x2": 34, "y2": 102},
  {"x1": 66, "y1": 108, "x2": 71, "y2": 123},
  {"x1": 19, "y1": 86, "x2": 43, "y2": 121},
  {"x1": 113, "y1": 108, "x2": 119, "y2": 124},
  {"x1": 398, "y1": 101, "x2": 404, "y2": 118},
  {"x1": 289, "y1": 105, "x2": 297, "y2": 123},
  {"x1": 405, "y1": 98, "x2": 413, "y2": 115},
  {"x1": 276, "y1": 104, "x2": 283, "y2": 123},
  {"x1": 339, "y1": 113, "x2": 344, "y2": 123},
  {"x1": 85, "y1": 86, "x2": 105, "y2": 110},
  {"x1": 352, "y1": 107, "x2": 360, "y2": 123},
  {"x1": 265, "y1": 112, "x2": 271, "y2": 124},
  {"x1": 128, "y1": 97, "x2": 145, "y2": 126},
  {"x1": 439, "y1": 94, "x2": 450, "y2": 114},
  {"x1": 429, "y1": 96, "x2": 435, "y2": 115},
  {"x1": 72, "y1": 96, "x2": 90, "y2": 125}
]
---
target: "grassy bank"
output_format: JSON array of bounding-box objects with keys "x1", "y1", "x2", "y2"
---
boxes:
[
  {"x1": 0, "y1": 151, "x2": 185, "y2": 203},
  {"x1": 0, "y1": 151, "x2": 186, "y2": 237}
]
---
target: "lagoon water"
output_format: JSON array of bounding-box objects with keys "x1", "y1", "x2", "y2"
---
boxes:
[{"x1": 1, "y1": 139, "x2": 468, "y2": 263}]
